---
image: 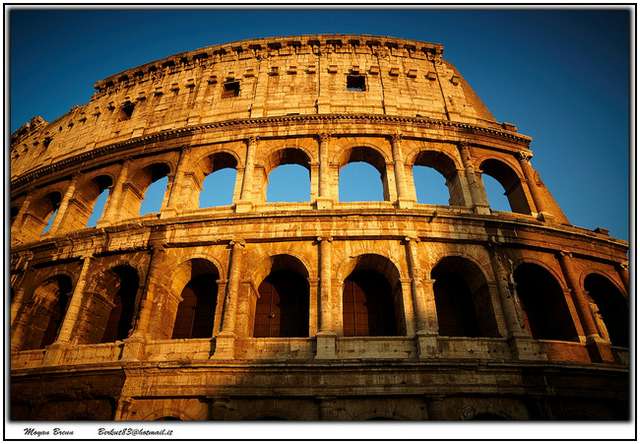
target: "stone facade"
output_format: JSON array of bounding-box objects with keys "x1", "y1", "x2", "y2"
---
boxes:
[{"x1": 10, "y1": 35, "x2": 629, "y2": 421}]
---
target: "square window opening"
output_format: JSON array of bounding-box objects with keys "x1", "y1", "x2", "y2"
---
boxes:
[
  {"x1": 222, "y1": 81, "x2": 240, "y2": 98},
  {"x1": 347, "y1": 75, "x2": 366, "y2": 92},
  {"x1": 120, "y1": 101, "x2": 135, "y2": 120}
]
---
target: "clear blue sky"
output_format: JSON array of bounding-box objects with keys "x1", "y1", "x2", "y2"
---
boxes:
[{"x1": 10, "y1": 8, "x2": 630, "y2": 240}]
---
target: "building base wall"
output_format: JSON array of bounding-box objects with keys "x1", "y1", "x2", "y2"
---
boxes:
[{"x1": 11, "y1": 361, "x2": 628, "y2": 421}]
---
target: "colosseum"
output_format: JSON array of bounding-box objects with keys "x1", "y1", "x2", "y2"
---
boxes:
[{"x1": 9, "y1": 34, "x2": 629, "y2": 421}]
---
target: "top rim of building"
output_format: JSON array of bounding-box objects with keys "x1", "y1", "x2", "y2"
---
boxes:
[{"x1": 94, "y1": 34, "x2": 445, "y2": 88}]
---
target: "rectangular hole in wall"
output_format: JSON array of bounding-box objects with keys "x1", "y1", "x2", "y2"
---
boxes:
[
  {"x1": 222, "y1": 81, "x2": 240, "y2": 98},
  {"x1": 346, "y1": 75, "x2": 366, "y2": 92}
]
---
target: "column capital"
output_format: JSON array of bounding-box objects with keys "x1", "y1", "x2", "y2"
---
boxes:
[
  {"x1": 558, "y1": 250, "x2": 573, "y2": 258},
  {"x1": 247, "y1": 135, "x2": 259, "y2": 145},
  {"x1": 229, "y1": 238, "x2": 246, "y2": 247},
  {"x1": 616, "y1": 261, "x2": 629, "y2": 271},
  {"x1": 517, "y1": 150, "x2": 533, "y2": 161},
  {"x1": 318, "y1": 133, "x2": 332, "y2": 142},
  {"x1": 403, "y1": 236, "x2": 420, "y2": 244},
  {"x1": 390, "y1": 133, "x2": 403, "y2": 143},
  {"x1": 317, "y1": 236, "x2": 333, "y2": 243}
]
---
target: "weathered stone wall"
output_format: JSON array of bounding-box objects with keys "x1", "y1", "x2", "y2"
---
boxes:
[{"x1": 9, "y1": 35, "x2": 629, "y2": 421}]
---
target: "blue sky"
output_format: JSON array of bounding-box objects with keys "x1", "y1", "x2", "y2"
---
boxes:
[{"x1": 10, "y1": 8, "x2": 630, "y2": 240}]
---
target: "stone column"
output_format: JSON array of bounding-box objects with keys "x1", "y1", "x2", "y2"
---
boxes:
[
  {"x1": 126, "y1": 243, "x2": 165, "y2": 336},
  {"x1": 487, "y1": 245, "x2": 528, "y2": 339},
  {"x1": 162, "y1": 147, "x2": 191, "y2": 217},
  {"x1": 55, "y1": 255, "x2": 93, "y2": 344},
  {"x1": 408, "y1": 236, "x2": 439, "y2": 358},
  {"x1": 48, "y1": 175, "x2": 79, "y2": 234},
  {"x1": 616, "y1": 262, "x2": 630, "y2": 293},
  {"x1": 419, "y1": 277, "x2": 440, "y2": 358},
  {"x1": 453, "y1": 167, "x2": 474, "y2": 207},
  {"x1": 317, "y1": 237, "x2": 334, "y2": 333},
  {"x1": 309, "y1": 163, "x2": 319, "y2": 203},
  {"x1": 517, "y1": 151, "x2": 549, "y2": 219},
  {"x1": 383, "y1": 162, "x2": 397, "y2": 202},
  {"x1": 557, "y1": 251, "x2": 614, "y2": 363},
  {"x1": 308, "y1": 278, "x2": 319, "y2": 336},
  {"x1": 316, "y1": 236, "x2": 336, "y2": 359},
  {"x1": 487, "y1": 244, "x2": 547, "y2": 361},
  {"x1": 457, "y1": 142, "x2": 490, "y2": 214},
  {"x1": 10, "y1": 254, "x2": 32, "y2": 325},
  {"x1": 42, "y1": 255, "x2": 93, "y2": 365},
  {"x1": 403, "y1": 237, "x2": 429, "y2": 334},
  {"x1": 212, "y1": 279, "x2": 228, "y2": 335},
  {"x1": 236, "y1": 137, "x2": 258, "y2": 212},
  {"x1": 10, "y1": 288, "x2": 26, "y2": 327},
  {"x1": 122, "y1": 243, "x2": 166, "y2": 360},
  {"x1": 399, "y1": 278, "x2": 416, "y2": 337},
  {"x1": 391, "y1": 134, "x2": 413, "y2": 208},
  {"x1": 316, "y1": 133, "x2": 333, "y2": 209},
  {"x1": 215, "y1": 240, "x2": 245, "y2": 358},
  {"x1": 11, "y1": 194, "x2": 34, "y2": 243},
  {"x1": 99, "y1": 159, "x2": 130, "y2": 226}
]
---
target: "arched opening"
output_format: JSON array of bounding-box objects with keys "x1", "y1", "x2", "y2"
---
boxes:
[
  {"x1": 26, "y1": 191, "x2": 62, "y2": 237},
  {"x1": 339, "y1": 147, "x2": 388, "y2": 202},
  {"x1": 413, "y1": 151, "x2": 464, "y2": 206},
  {"x1": 266, "y1": 148, "x2": 311, "y2": 203},
  {"x1": 199, "y1": 152, "x2": 238, "y2": 208},
  {"x1": 413, "y1": 166, "x2": 449, "y2": 205},
  {"x1": 482, "y1": 174, "x2": 511, "y2": 212},
  {"x1": 140, "y1": 177, "x2": 168, "y2": 215},
  {"x1": 480, "y1": 159, "x2": 531, "y2": 214},
  {"x1": 172, "y1": 259, "x2": 219, "y2": 339},
  {"x1": 123, "y1": 162, "x2": 170, "y2": 219},
  {"x1": 19, "y1": 274, "x2": 73, "y2": 350},
  {"x1": 84, "y1": 175, "x2": 113, "y2": 227},
  {"x1": 78, "y1": 265, "x2": 140, "y2": 344},
  {"x1": 342, "y1": 254, "x2": 404, "y2": 336},
  {"x1": 51, "y1": 174, "x2": 114, "y2": 232},
  {"x1": 514, "y1": 263, "x2": 578, "y2": 341},
  {"x1": 253, "y1": 255, "x2": 309, "y2": 338},
  {"x1": 431, "y1": 256, "x2": 500, "y2": 337},
  {"x1": 584, "y1": 274, "x2": 629, "y2": 347}
]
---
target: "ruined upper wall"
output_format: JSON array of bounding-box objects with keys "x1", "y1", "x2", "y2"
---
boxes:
[{"x1": 10, "y1": 34, "x2": 502, "y2": 179}]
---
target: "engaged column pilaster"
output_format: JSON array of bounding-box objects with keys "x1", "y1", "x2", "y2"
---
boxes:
[
  {"x1": 316, "y1": 133, "x2": 334, "y2": 209},
  {"x1": 391, "y1": 134, "x2": 414, "y2": 209},
  {"x1": 236, "y1": 137, "x2": 258, "y2": 212},
  {"x1": 558, "y1": 251, "x2": 614, "y2": 363},
  {"x1": 215, "y1": 239, "x2": 245, "y2": 359}
]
